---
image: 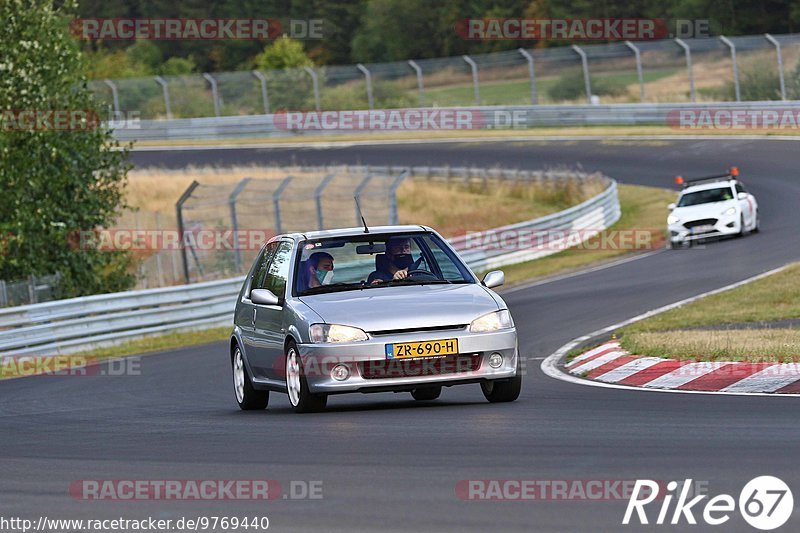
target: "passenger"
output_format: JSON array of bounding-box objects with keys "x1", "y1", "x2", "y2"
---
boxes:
[
  {"x1": 368, "y1": 237, "x2": 415, "y2": 284},
  {"x1": 306, "y1": 252, "x2": 334, "y2": 288}
]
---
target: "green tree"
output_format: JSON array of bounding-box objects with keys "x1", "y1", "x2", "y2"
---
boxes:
[
  {"x1": 0, "y1": 0, "x2": 135, "y2": 297},
  {"x1": 254, "y1": 36, "x2": 314, "y2": 70}
]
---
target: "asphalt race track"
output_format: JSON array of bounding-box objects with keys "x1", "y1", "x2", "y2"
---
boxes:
[{"x1": 2, "y1": 139, "x2": 800, "y2": 532}]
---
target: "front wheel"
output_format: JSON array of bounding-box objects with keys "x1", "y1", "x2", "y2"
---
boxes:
[
  {"x1": 481, "y1": 359, "x2": 522, "y2": 403},
  {"x1": 233, "y1": 345, "x2": 269, "y2": 410},
  {"x1": 286, "y1": 342, "x2": 327, "y2": 413},
  {"x1": 752, "y1": 211, "x2": 760, "y2": 233}
]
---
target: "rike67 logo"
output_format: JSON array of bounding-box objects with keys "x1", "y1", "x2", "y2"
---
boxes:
[{"x1": 623, "y1": 476, "x2": 793, "y2": 530}]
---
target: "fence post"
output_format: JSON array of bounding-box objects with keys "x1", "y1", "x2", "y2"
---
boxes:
[
  {"x1": 314, "y1": 173, "x2": 335, "y2": 230},
  {"x1": 304, "y1": 67, "x2": 321, "y2": 112},
  {"x1": 251, "y1": 70, "x2": 271, "y2": 113},
  {"x1": 273, "y1": 175, "x2": 294, "y2": 234},
  {"x1": 154, "y1": 212, "x2": 164, "y2": 287},
  {"x1": 103, "y1": 79, "x2": 121, "y2": 118},
  {"x1": 764, "y1": 34, "x2": 786, "y2": 101},
  {"x1": 176, "y1": 180, "x2": 199, "y2": 284},
  {"x1": 407, "y1": 60, "x2": 425, "y2": 106},
  {"x1": 388, "y1": 170, "x2": 409, "y2": 224},
  {"x1": 356, "y1": 64, "x2": 374, "y2": 110},
  {"x1": 571, "y1": 45, "x2": 592, "y2": 104},
  {"x1": 674, "y1": 38, "x2": 696, "y2": 103},
  {"x1": 462, "y1": 55, "x2": 480, "y2": 105},
  {"x1": 354, "y1": 174, "x2": 373, "y2": 225},
  {"x1": 719, "y1": 36, "x2": 741, "y2": 102},
  {"x1": 203, "y1": 73, "x2": 221, "y2": 117},
  {"x1": 154, "y1": 76, "x2": 172, "y2": 119},
  {"x1": 229, "y1": 177, "x2": 252, "y2": 272},
  {"x1": 517, "y1": 48, "x2": 538, "y2": 105},
  {"x1": 624, "y1": 41, "x2": 645, "y2": 102}
]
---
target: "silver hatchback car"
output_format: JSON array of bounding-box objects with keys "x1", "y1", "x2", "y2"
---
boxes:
[{"x1": 230, "y1": 225, "x2": 520, "y2": 413}]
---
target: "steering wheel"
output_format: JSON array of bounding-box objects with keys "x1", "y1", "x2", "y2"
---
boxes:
[{"x1": 406, "y1": 269, "x2": 439, "y2": 280}]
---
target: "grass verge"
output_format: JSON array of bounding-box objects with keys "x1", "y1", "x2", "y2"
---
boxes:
[
  {"x1": 618, "y1": 263, "x2": 800, "y2": 362},
  {"x1": 496, "y1": 184, "x2": 674, "y2": 285}
]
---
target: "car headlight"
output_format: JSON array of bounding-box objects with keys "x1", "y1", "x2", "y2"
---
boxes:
[
  {"x1": 309, "y1": 324, "x2": 368, "y2": 343},
  {"x1": 722, "y1": 206, "x2": 737, "y2": 216},
  {"x1": 469, "y1": 310, "x2": 514, "y2": 333},
  {"x1": 667, "y1": 214, "x2": 680, "y2": 225}
]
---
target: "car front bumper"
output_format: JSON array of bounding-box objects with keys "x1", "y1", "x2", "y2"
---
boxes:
[
  {"x1": 668, "y1": 212, "x2": 740, "y2": 244},
  {"x1": 298, "y1": 328, "x2": 518, "y2": 394}
]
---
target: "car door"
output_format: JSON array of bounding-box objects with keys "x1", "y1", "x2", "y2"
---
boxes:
[
  {"x1": 735, "y1": 183, "x2": 755, "y2": 227},
  {"x1": 251, "y1": 240, "x2": 294, "y2": 381},
  {"x1": 238, "y1": 242, "x2": 277, "y2": 377}
]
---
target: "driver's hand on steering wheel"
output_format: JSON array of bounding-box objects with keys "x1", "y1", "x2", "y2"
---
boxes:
[{"x1": 393, "y1": 268, "x2": 408, "y2": 280}]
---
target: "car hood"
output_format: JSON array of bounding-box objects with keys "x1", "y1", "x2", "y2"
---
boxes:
[
  {"x1": 298, "y1": 283, "x2": 500, "y2": 333},
  {"x1": 671, "y1": 201, "x2": 735, "y2": 221}
]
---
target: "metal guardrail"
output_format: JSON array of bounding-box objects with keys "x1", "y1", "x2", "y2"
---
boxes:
[
  {"x1": 1, "y1": 170, "x2": 618, "y2": 356},
  {"x1": 113, "y1": 101, "x2": 800, "y2": 142}
]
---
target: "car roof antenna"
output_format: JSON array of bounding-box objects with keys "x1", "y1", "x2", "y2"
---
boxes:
[{"x1": 354, "y1": 196, "x2": 370, "y2": 233}]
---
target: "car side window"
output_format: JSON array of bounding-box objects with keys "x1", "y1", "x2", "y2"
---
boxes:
[
  {"x1": 263, "y1": 241, "x2": 293, "y2": 299},
  {"x1": 736, "y1": 184, "x2": 747, "y2": 194},
  {"x1": 251, "y1": 242, "x2": 278, "y2": 292}
]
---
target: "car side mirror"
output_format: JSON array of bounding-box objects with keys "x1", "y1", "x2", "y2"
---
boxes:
[
  {"x1": 482, "y1": 270, "x2": 505, "y2": 289},
  {"x1": 250, "y1": 288, "x2": 279, "y2": 306},
  {"x1": 667, "y1": 203, "x2": 676, "y2": 210},
  {"x1": 737, "y1": 192, "x2": 747, "y2": 200}
]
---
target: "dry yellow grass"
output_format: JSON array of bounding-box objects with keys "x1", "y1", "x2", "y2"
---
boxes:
[
  {"x1": 621, "y1": 328, "x2": 800, "y2": 362},
  {"x1": 124, "y1": 166, "x2": 607, "y2": 238}
]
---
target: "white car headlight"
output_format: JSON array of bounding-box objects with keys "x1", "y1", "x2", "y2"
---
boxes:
[
  {"x1": 722, "y1": 206, "x2": 737, "y2": 216},
  {"x1": 469, "y1": 310, "x2": 514, "y2": 333},
  {"x1": 667, "y1": 214, "x2": 680, "y2": 225},
  {"x1": 309, "y1": 324, "x2": 368, "y2": 343}
]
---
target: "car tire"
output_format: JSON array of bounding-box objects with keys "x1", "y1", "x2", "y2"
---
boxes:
[
  {"x1": 232, "y1": 345, "x2": 269, "y2": 410},
  {"x1": 285, "y1": 341, "x2": 327, "y2": 413},
  {"x1": 738, "y1": 215, "x2": 745, "y2": 237},
  {"x1": 411, "y1": 386, "x2": 442, "y2": 401},
  {"x1": 481, "y1": 358, "x2": 522, "y2": 403},
  {"x1": 752, "y1": 211, "x2": 760, "y2": 233}
]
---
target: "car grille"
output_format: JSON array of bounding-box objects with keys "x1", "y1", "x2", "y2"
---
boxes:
[
  {"x1": 359, "y1": 354, "x2": 481, "y2": 379},
  {"x1": 367, "y1": 324, "x2": 467, "y2": 336},
  {"x1": 683, "y1": 218, "x2": 717, "y2": 229}
]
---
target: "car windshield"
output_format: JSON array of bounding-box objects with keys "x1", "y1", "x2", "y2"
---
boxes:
[
  {"x1": 677, "y1": 187, "x2": 734, "y2": 207},
  {"x1": 294, "y1": 232, "x2": 473, "y2": 296}
]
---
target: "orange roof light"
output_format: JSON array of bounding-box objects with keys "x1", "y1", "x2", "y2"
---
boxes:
[
  {"x1": 730, "y1": 166, "x2": 739, "y2": 177},
  {"x1": 675, "y1": 175, "x2": 684, "y2": 185}
]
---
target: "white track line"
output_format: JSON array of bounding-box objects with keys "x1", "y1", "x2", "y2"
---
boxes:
[{"x1": 540, "y1": 264, "x2": 800, "y2": 397}]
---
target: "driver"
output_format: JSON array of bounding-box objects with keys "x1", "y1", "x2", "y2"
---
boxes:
[{"x1": 368, "y1": 236, "x2": 416, "y2": 284}]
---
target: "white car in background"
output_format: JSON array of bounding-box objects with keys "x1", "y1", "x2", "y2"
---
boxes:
[{"x1": 667, "y1": 168, "x2": 759, "y2": 247}]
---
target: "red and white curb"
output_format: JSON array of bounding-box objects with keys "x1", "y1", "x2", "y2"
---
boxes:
[{"x1": 567, "y1": 341, "x2": 800, "y2": 394}]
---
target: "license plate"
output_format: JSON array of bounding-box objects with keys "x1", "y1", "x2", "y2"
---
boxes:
[
  {"x1": 385, "y1": 338, "x2": 459, "y2": 359},
  {"x1": 691, "y1": 224, "x2": 714, "y2": 233}
]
